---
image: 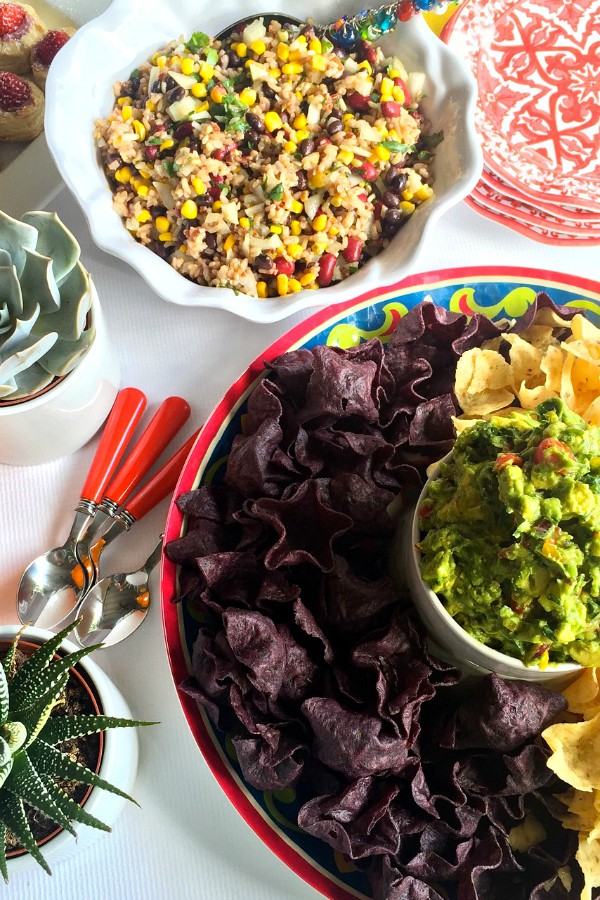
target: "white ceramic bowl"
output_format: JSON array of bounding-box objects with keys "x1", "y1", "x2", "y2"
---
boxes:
[
  {"x1": 43, "y1": 0, "x2": 482, "y2": 323},
  {"x1": 0, "y1": 281, "x2": 120, "y2": 466},
  {"x1": 396, "y1": 454, "x2": 581, "y2": 682}
]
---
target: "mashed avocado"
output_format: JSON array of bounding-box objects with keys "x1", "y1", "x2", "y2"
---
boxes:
[{"x1": 418, "y1": 398, "x2": 600, "y2": 667}]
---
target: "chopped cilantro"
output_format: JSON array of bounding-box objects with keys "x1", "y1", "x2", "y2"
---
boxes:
[
  {"x1": 379, "y1": 140, "x2": 414, "y2": 154},
  {"x1": 225, "y1": 117, "x2": 249, "y2": 133},
  {"x1": 146, "y1": 136, "x2": 163, "y2": 145},
  {"x1": 185, "y1": 32, "x2": 210, "y2": 52},
  {"x1": 163, "y1": 160, "x2": 180, "y2": 176},
  {"x1": 420, "y1": 130, "x2": 444, "y2": 149},
  {"x1": 205, "y1": 47, "x2": 219, "y2": 67},
  {"x1": 267, "y1": 183, "x2": 284, "y2": 201}
]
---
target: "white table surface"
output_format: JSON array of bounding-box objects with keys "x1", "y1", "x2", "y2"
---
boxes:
[{"x1": 2, "y1": 182, "x2": 600, "y2": 900}]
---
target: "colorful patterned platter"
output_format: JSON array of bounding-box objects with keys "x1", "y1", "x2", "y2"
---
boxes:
[
  {"x1": 162, "y1": 266, "x2": 600, "y2": 900},
  {"x1": 443, "y1": 0, "x2": 600, "y2": 214}
]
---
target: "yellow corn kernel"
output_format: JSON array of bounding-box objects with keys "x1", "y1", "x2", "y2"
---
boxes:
[
  {"x1": 293, "y1": 113, "x2": 307, "y2": 130},
  {"x1": 268, "y1": 67, "x2": 281, "y2": 78},
  {"x1": 250, "y1": 39, "x2": 266, "y2": 55},
  {"x1": 264, "y1": 111, "x2": 283, "y2": 132},
  {"x1": 160, "y1": 138, "x2": 174, "y2": 151},
  {"x1": 358, "y1": 60, "x2": 372, "y2": 75},
  {"x1": 289, "y1": 48, "x2": 304, "y2": 61},
  {"x1": 296, "y1": 34, "x2": 307, "y2": 44},
  {"x1": 145, "y1": 100, "x2": 156, "y2": 111},
  {"x1": 288, "y1": 278, "x2": 302, "y2": 292},
  {"x1": 276, "y1": 41, "x2": 289, "y2": 61},
  {"x1": 117, "y1": 96, "x2": 131, "y2": 107},
  {"x1": 287, "y1": 243, "x2": 303, "y2": 258},
  {"x1": 282, "y1": 62, "x2": 303, "y2": 76},
  {"x1": 290, "y1": 199, "x2": 303, "y2": 214},
  {"x1": 388, "y1": 128, "x2": 398, "y2": 140},
  {"x1": 199, "y1": 62, "x2": 214, "y2": 81},
  {"x1": 380, "y1": 77, "x2": 394, "y2": 96},
  {"x1": 114, "y1": 166, "x2": 132, "y2": 184},
  {"x1": 337, "y1": 149, "x2": 354, "y2": 166},
  {"x1": 170, "y1": 56, "x2": 181, "y2": 68},
  {"x1": 290, "y1": 220, "x2": 302, "y2": 236},
  {"x1": 211, "y1": 85, "x2": 226, "y2": 103},
  {"x1": 136, "y1": 210, "x2": 152, "y2": 223},
  {"x1": 415, "y1": 184, "x2": 433, "y2": 201},
  {"x1": 312, "y1": 214, "x2": 327, "y2": 232},
  {"x1": 136, "y1": 184, "x2": 149, "y2": 197},
  {"x1": 276, "y1": 274, "x2": 289, "y2": 295},
  {"x1": 392, "y1": 85, "x2": 405, "y2": 103},
  {"x1": 295, "y1": 89, "x2": 303, "y2": 100},
  {"x1": 239, "y1": 87, "x2": 256, "y2": 106},
  {"x1": 388, "y1": 67, "x2": 401, "y2": 78},
  {"x1": 158, "y1": 232, "x2": 173, "y2": 242},
  {"x1": 313, "y1": 240, "x2": 328, "y2": 254},
  {"x1": 269, "y1": 225, "x2": 283, "y2": 234},
  {"x1": 239, "y1": 216, "x2": 250, "y2": 229},
  {"x1": 223, "y1": 234, "x2": 235, "y2": 251},
  {"x1": 309, "y1": 37, "x2": 322, "y2": 53},
  {"x1": 308, "y1": 172, "x2": 325, "y2": 189},
  {"x1": 342, "y1": 113, "x2": 353, "y2": 123},
  {"x1": 192, "y1": 177, "x2": 206, "y2": 195},
  {"x1": 256, "y1": 280, "x2": 268, "y2": 298},
  {"x1": 191, "y1": 82, "x2": 207, "y2": 98},
  {"x1": 401, "y1": 189, "x2": 414, "y2": 201},
  {"x1": 180, "y1": 57, "x2": 195, "y2": 76},
  {"x1": 294, "y1": 128, "x2": 309, "y2": 142},
  {"x1": 311, "y1": 55, "x2": 326, "y2": 72},
  {"x1": 374, "y1": 145, "x2": 391, "y2": 162},
  {"x1": 284, "y1": 140, "x2": 297, "y2": 153},
  {"x1": 328, "y1": 225, "x2": 339, "y2": 236},
  {"x1": 236, "y1": 42, "x2": 247, "y2": 58},
  {"x1": 155, "y1": 215, "x2": 170, "y2": 233},
  {"x1": 156, "y1": 55, "x2": 167, "y2": 68},
  {"x1": 181, "y1": 199, "x2": 198, "y2": 219},
  {"x1": 330, "y1": 194, "x2": 344, "y2": 207},
  {"x1": 299, "y1": 270, "x2": 317, "y2": 286},
  {"x1": 132, "y1": 120, "x2": 146, "y2": 141},
  {"x1": 400, "y1": 200, "x2": 416, "y2": 214},
  {"x1": 212, "y1": 200, "x2": 222, "y2": 211},
  {"x1": 195, "y1": 101, "x2": 210, "y2": 113},
  {"x1": 121, "y1": 105, "x2": 133, "y2": 121}
]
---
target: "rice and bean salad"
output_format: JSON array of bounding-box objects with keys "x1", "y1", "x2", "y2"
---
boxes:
[{"x1": 94, "y1": 18, "x2": 441, "y2": 299}]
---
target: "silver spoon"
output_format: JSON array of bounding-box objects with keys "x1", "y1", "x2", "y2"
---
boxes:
[
  {"x1": 74, "y1": 538, "x2": 163, "y2": 648},
  {"x1": 17, "y1": 387, "x2": 147, "y2": 628}
]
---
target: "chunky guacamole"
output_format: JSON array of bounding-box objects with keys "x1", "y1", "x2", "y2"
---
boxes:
[{"x1": 418, "y1": 398, "x2": 600, "y2": 667}]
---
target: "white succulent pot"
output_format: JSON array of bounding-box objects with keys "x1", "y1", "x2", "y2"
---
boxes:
[
  {"x1": 0, "y1": 280, "x2": 120, "y2": 466},
  {"x1": 1, "y1": 624, "x2": 140, "y2": 877}
]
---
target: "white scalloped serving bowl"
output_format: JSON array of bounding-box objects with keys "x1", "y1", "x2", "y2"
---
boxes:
[{"x1": 43, "y1": 0, "x2": 482, "y2": 323}]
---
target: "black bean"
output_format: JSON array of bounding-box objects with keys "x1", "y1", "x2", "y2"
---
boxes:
[
  {"x1": 228, "y1": 50, "x2": 241, "y2": 69},
  {"x1": 382, "y1": 190, "x2": 400, "y2": 208},
  {"x1": 166, "y1": 86, "x2": 185, "y2": 105},
  {"x1": 298, "y1": 138, "x2": 315, "y2": 157},
  {"x1": 165, "y1": 75, "x2": 178, "y2": 91},
  {"x1": 295, "y1": 170, "x2": 308, "y2": 190},
  {"x1": 329, "y1": 108, "x2": 342, "y2": 119},
  {"x1": 326, "y1": 119, "x2": 344, "y2": 136},
  {"x1": 384, "y1": 166, "x2": 408, "y2": 191},
  {"x1": 204, "y1": 232, "x2": 217, "y2": 250},
  {"x1": 262, "y1": 85, "x2": 276, "y2": 101},
  {"x1": 148, "y1": 240, "x2": 172, "y2": 261},
  {"x1": 246, "y1": 129, "x2": 259, "y2": 148},
  {"x1": 246, "y1": 112, "x2": 264, "y2": 133},
  {"x1": 149, "y1": 80, "x2": 161, "y2": 94},
  {"x1": 255, "y1": 253, "x2": 273, "y2": 271},
  {"x1": 383, "y1": 208, "x2": 402, "y2": 234}
]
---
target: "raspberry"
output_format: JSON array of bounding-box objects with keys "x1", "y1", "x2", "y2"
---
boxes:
[
  {"x1": 0, "y1": 71, "x2": 31, "y2": 111},
  {"x1": 32, "y1": 29, "x2": 70, "y2": 66},
  {"x1": 0, "y1": 2, "x2": 25, "y2": 36}
]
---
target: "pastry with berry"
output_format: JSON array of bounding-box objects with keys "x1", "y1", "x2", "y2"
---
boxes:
[
  {"x1": 0, "y1": 2, "x2": 46, "y2": 74},
  {"x1": 31, "y1": 28, "x2": 74, "y2": 90},
  {"x1": 0, "y1": 69, "x2": 44, "y2": 141}
]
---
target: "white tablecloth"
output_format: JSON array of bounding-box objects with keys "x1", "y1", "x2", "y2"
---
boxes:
[{"x1": 2, "y1": 185, "x2": 600, "y2": 900}]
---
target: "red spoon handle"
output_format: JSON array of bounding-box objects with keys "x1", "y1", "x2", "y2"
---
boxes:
[
  {"x1": 102, "y1": 396, "x2": 191, "y2": 507},
  {"x1": 80, "y1": 387, "x2": 147, "y2": 505},
  {"x1": 125, "y1": 427, "x2": 201, "y2": 522}
]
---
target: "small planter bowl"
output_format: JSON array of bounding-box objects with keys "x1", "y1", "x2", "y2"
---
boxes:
[
  {"x1": 2, "y1": 624, "x2": 139, "y2": 877},
  {"x1": 393, "y1": 454, "x2": 582, "y2": 682},
  {"x1": 0, "y1": 281, "x2": 120, "y2": 467}
]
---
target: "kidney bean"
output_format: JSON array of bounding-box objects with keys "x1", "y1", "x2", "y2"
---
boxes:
[
  {"x1": 145, "y1": 144, "x2": 159, "y2": 162},
  {"x1": 346, "y1": 91, "x2": 371, "y2": 112},
  {"x1": 381, "y1": 100, "x2": 402, "y2": 118},
  {"x1": 373, "y1": 200, "x2": 384, "y2": 220},
  {"x1": 342, "y1": 237, "x2": 362, "y2": 263},
  {"x1": 173, "y1": 121, "x2": 193, "y2": 140},
  {"x1": 318, "y1": 252, "x2": 337, "y2": 286},
  {"x1": 356, "y1": 160, "x2": 378, "y2": 182},
  {"x1": 275, "y1": 257, "x2": 295, "y2": 276}
]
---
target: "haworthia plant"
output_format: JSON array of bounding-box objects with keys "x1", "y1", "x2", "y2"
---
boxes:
[
  {"x1": 0, "y1": 210, "x2": 95, "y2": 400},
  {"x1": 0, "y1": 623, "x2": 153, "y2": 881}
]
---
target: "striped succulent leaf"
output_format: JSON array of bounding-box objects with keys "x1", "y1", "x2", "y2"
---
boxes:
[{"x1": 0, "y1": 623, "x2": 153, "y2": 883}]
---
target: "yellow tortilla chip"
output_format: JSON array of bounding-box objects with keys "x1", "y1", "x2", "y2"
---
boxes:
[
  {"x1": 516, "y1": 324, "x2": 558, "y2": 349},
  {"x1": 530, "y1": 307, "x2": 576, "y2": 329},
  {"x1": 454, "y1": 348, "x2": 515, "y2": 416},
  {"x1": 564, "y1": 669, "x2": 600, "y2": 716},
  {"x1": 562, "y1": 338, "x2": 600, "y2": 366},
  {"x1": 540, "y1": 344, "x2": 565, "y2": 394},
  {"x1": 583, "y1": 397, "x2": 600, "y2": 426},
  {"x1": 576, "y1": 832, "x2": 600, "y2": 900},
  {"x1": 572, "y1": 313, "x2": 600, "y2": 344},
  {"x1": 543, "y1": 711, "x2": 600, "y2": 792},
  {"x1": 506, "y1": 335, "x2": 545, "y2": 390}
]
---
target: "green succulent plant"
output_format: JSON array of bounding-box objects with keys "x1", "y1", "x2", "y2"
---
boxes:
[
  {"x1": 0, "y1": 622, "x2": 151, "y2": 881},
  {"x1": 0, "y1": 209, "x2": 95, "y2": 401}
]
